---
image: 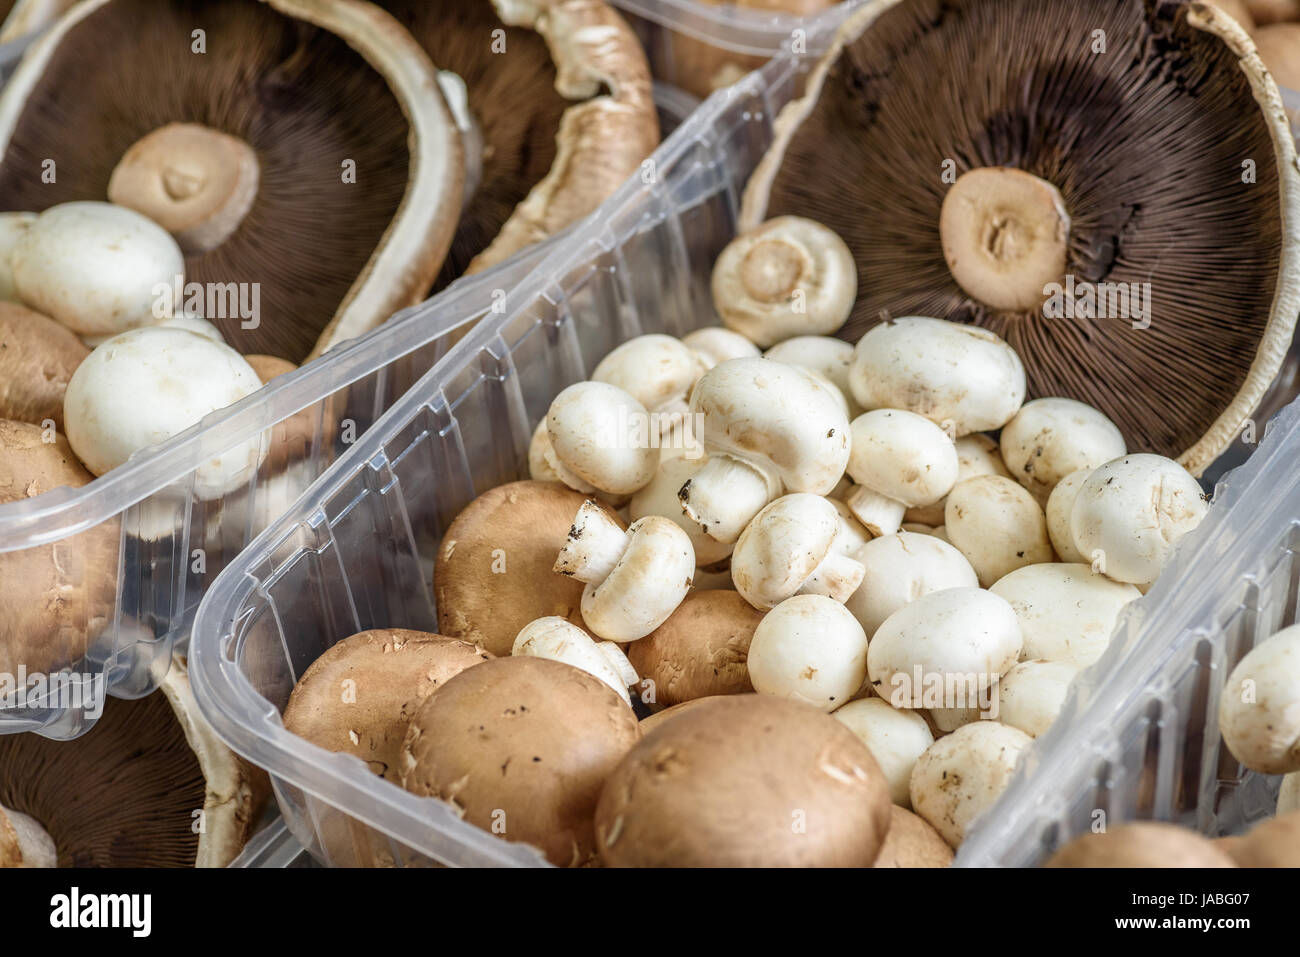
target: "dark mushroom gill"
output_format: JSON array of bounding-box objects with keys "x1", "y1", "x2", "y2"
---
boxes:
[
  {"x1": 0, "y1": 690, "x2": 206, "y2": 867},
  {"x1": 0, "y1": 0, "x2": 410, "y2": 363},
  {"x1": 762, "y1": 0, "x2": 1285, "y2": 458}
]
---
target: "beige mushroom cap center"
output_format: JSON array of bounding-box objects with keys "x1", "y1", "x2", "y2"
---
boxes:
[
  {"x1": 740, "y1": 237, "x2": 810, "y2": 303},
  {"x1": 939, "y1": 167, "x2": 1070, "y2": 313},
  {"x1": 108, "y1": 122, "x2": 260, "y2": 255}
]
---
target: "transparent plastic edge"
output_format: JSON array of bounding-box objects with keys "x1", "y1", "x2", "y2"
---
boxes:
[{"x1": 610, "y1": 0, "x2": 864, "y2": 55}]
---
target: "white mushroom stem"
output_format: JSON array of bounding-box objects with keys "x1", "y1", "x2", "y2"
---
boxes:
[
  {"x1": 678, "y1": 453, "x2": 783, "y2": 545},
  {"x1": 0, "y1": 804, "x2": 56, "y2": 868},
  {"x1": 513, "y1": 617, "x2": 633, "y2": 704},
  {"x1": 554, "y1": 501, "x2": 631, "y2": 583},
  {"x1": 844, "y1": 485, "x2": 907, "y2": 537}
]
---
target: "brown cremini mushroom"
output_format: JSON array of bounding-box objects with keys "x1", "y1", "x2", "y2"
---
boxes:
[
  {"x1": 1220, "y1": 810, "x2": 1300, "y2": 866},
  {"x1": 0, "y1": 301, "x2": 87, "y2": 428},
  {"x1": 1045, "y1": 822, "x2": 1238, "y2": 868},
  {"x1": 872, "y1": 805, "x2": 954, "y2": 868}
]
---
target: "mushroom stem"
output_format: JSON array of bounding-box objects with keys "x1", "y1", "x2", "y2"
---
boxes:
[
  {"x1": 844, "y1": 484, "x2": 905, "y2": 537},
  {"x1": 801, "y1": 548, "x2": 868, "y2": 604},
  {"x1": 678, "y1": 453, "x2": 782, "y2": 545},
  {"x1": 108, "y1": 122, "x2": 260, "y2": 255},
  {"x1": 553, "y1": 501, "x2": 629, "y2": 584},
  {"x1": 0, "y1": 804, "x2": 57, "y2": 868}
]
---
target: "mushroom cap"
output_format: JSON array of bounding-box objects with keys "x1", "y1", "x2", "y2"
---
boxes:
[
  {"x1": 945, "y1": 475, "x2": 1054, "y2": 587},
  {"x1": 595, "y1": 694, "x2": 892, "y2": 866},
  {"x1": 591, "y1": 334, "x2": 704, "y2": 414},
  {"x1": 0, "y1": 0, "x2": 466, "y2": 361},
  {"x1": 513, "y1": 616, "x2": 632, "y2": 704},
  {"x1": 833, "y1": 697, "x2": 934, "y2": 807},
  {"x1": 689, "y1": 356, "x2": 851, "y2": 494},
  {"x1": 1218, "y1": 623, "x2": 1300, "y2": 774},
  {"x1": 847, "y1": 409, "x2": 960, "y2": 508},
  {"x1": 681, "y1": 326, "x2": 761, "y2": 368},
  {"x1": 731, "y1": 493, "x2": 860, "y2": 610},
  {"x1": 1247, "y1": 0, "x2": 1300, "y2": 25},
  {"x1": 747, "y1": 594, "x2": 869, "y2": 712},
  {"x1": 282, "y1": 628, "x2": 492, "y2": 781},
  {"x1": 849, "y1": 317, "x2": 1026, "y2": 436},
  {"x1": 628, "y1": 454, "x2": 733, "y2": 567},
  {"x1": 0, "y1": 301, "x2": 87, "y2": 429},
  {"x1": 577, "y1": 515, "x2": 695, "y2": 642},
  {"x1": 845, "y1": 531, "x2": 979, "y2": 638},
  {"x1": 872, "y1": 805, "x2": 954, "y2": 868},
  {"x1": 399, "y1": 655, "x2": 640, "y2": 867},
  {"x1": 0, "y1": 210, "x2": 34, "y2": 301},
  {"x1": 0, "y1": 420, "x2": 118, "y2": 678},
  {"x1": 635, "y1": 695, "x2": 726, "y2": 736},
  {"x1": 909, "y1": 720, "x2": 1032, "y2": 846},
  {"x1": 744, "y1": 0, "x2": 1300, "y2": 472},
  {"x1": 1070, "y1": 454, "x2": 1208, "y2": 586},
  {"x1": 626, "y1": 590, "x2": 762, "y2": 709},
  {"x1": 0, "y1": 804, "x2": 56, "y2": 868},
  {"x1": 1220, "y1": 810, "x2": 1300, "y2": 866},
  {"x1": 10, "y1": 201, "x2": 184, "y2": 338},
  {"x1": 995, "y1": 658, "x2": 1080, "y2": 737},
  {"x1": 1044, "y1": 467, "x2": 1092, "y2": 564},
  {"x1": 547, "y1": 381, "x2": 661, "y2": 496},
  {"x1": 63, "y1": 325, "x2": 267, "y2": 498},
  {"x1": 1253, "y1": 21, "x2": 1300, "y2": 89},
  {"x1": 989, "y1": 563, "x2": 1140, "y2": 668},
  {"x1": 1206, "y1": 0, "x2": 1256, "y2": 27},
  {"x1": 764, "y1": 335, "x2": 863, "y2": 417},
  {"x1": 1000, "y1": 398, "x2": 1127, "y2": 504},
  {"x1": 868, "y1": 587, "x2": 1022, "y2": 709},
  {"x1": 435, "y1": 480, "x2": 625, "y2": 656},
  {"x1": 905, "y1": 433, "x2": 1010, "y2": 526},
  {"x1": 1045, "y1": 822, "x2": 1237, "y2": 868},
  {"x1": 244, "y1": 353, "x2": 322, "y2": 462}
]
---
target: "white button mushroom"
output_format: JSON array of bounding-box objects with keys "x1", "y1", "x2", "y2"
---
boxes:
[
  {"x1": 844, "y1": 409, "x2": 960, "y2": 535},
  {"x1": 10, "y1": 202, "x2": 185, "y2": 338},
  {"x1": 905, "y1": 433, "x2": 1011, "y2": 526},
  {"x1": 628, "y1": 455, "x2": 733, "y2": 568},
  {"x1": 989, "y1": 563, "x2": 1140, "y2": 667},
  {"x1": 681, "y1": 326, "x2": 761, "y2": 369},
  {"x1": 730, "y1": 493, "x2": 866, "y2": 609},
  {"x1": 867, "y1": 587, "x2": 1022, "y2": 710},
  {"x1": 944, "y1": 475, "x2": 1054, "y2": 587},
  {"x1": 1000, "y1": 397, "x2": 1126, "y2": 504},
  {"x1": 909, "y1": 721, "x2": 1033, "y2": 846},
  {"x1": 928, "y1": 707, "x2": 983, "y2": 734},
  {"x1": 553, "y1": 500, "x2": 695, "y2": 641},
  {"x1": 512, "y1": 617, "x2": 635, "y2": 704},
  {"x1": 0, "y1": 804, "x2": 56, "y2": 869},
  {"x1": 0, "y1": 212, "x2": 35, "y2": 302},
  {"x1": 833, "y1": 698, "x2": 934, "y2": 807},
  {"x1": 1045, "y1": 467, "x2": 1092, "y2": 564},
  {"x1": 996, "y1": 659, "x2": 1080, "y2": 737},
  {"x1": 849, "y1": 317, "x2": 1026, "y2": 435},
  {"x1": 544, "y1": 380, "x2": 661, "y2": 498},
  {"x1": 62, "y1": 326, "x2": 266, "y2": 498},
  {"x1": 1218, "y1": 624, "x2": 1300, "y2": 774},
  {"x1": 710, "y1": 216, "x2": 856, "y2": 347},
  {"x1": 591, "y1": 334, "x2": 705, "y2": 451},
  {"x1": 1280, "y1": 773, "x2": 1300, "y2": 815},
  {"x1": 844, "y1": 531, "x2": 979, "y2": 638},
  {"x1": 746, "y1": 594, "x2": 869, "y2": 712},
  {"x1": 829, "y1": 498, "x2": 872, "y2": 556},
  {"x1": 680, "y1": 357, "x2": 851, "y2": 544},
  {"x1": 764, "y1": 335, "x2": 863, "y2": 417},
  {"x1": 1070, "y1": 454, "x2": 1208, "y2": 587}
]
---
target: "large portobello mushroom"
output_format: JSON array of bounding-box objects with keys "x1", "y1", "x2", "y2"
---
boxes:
[{"x1": 742, "y1": 0, "x2": 1300, "y2": 474}]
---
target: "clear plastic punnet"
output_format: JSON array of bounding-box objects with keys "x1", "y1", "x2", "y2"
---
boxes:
[{"x1": 0, "y1": 74, "x2": 698, "y2": 743}]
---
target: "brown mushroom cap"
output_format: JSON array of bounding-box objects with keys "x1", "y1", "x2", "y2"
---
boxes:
[
  {"x1": 282, "y1": 628, "x2": 491, "y2": 781},
  {"x1": 400, "y1": 655, "x2": 639, "y2": 867},
  {"x1": 1046, "y1": 822, "x2": 1238, "y2": 868},
  {"x1": 0, "y1": 420, "x2": 118, "y2": 677},
  {"x1": 1247, "y1": 0, "x2": 1300, "y2": 25},
  {"x1": 0, "y1": 301, "x2": 87, "y2": 429},
  {"x1": 1221, "y1": 809, "x2": 1300, "y2": 866},
  {"x1": 626, "y1": 590, "x2": 762, "y2": 709},
  {"x1": 873, "y1": 805, "x2": 954, "y2": 868},
  {"x1": 1253, "y1": 22, "x2": 1300, "y2": 89},
  {"x1": 744, "y1": 0, "x2": 1300, "y2": 473},
  {"x1": 595, "y1": 694, "x2": 892, "y2": 867},
  {"x1": 636, "y1": 695, "x2": 726, "y2": 736},
  {"x1": 0, "y1": 0, "x2": 465, "y2": 363},
  {"x1": 435, "y1": 480, "x2": 626, "y2": 657}
]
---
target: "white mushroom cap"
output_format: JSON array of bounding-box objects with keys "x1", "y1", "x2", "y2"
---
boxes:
[
  {"x1": 1045, "y1": 467, "x2": 1092, "y2": 564},
  {"x1": 867, "y1": 587, "x2": 1022, "y2": 710},
  {"x1": 1000, "y1": 398, "x2": 1126, "y2": 504},
  {"x1": 845, "y1": 532, "x2": 979, "y2": 638},
  {"x1": 629, "y1": 455, "x2": 733, "y2": 567},
  {"x1": 681, "y1": 326, "x2": 761, "y2": 369},
  {"x1": 928, "y1": 707, "x2": 982, "y2": 734},
  {"x1": 730, "y1": 493, "x2": 866, "y2": 610},
  {"x1": 989, "y1": 563, "x2": 1140, "y2": 667},
  {"x1": 945, "y1": 475, "x2": 1054, "y2": 587},
  {"x1": 849, "y1": 317, "x2": 1026, "y2": 435},
  {"x1": 10, "y1": 202, "x2": 185, "y2": 337},
  {"x1": 905, "y1": 433, "x2": 1010, "y2": 526},
  {"x1": 829, "y1": 498, "x2": 872, "y2": 556},
  {"x1": 0, "y1": 804, "x2": 57, "y2": 868},
  {"x1": 546, "y1": 381, "x2": 661, "y2": 497},
  {"x1": 159, "y1": 314, "x2": 226, "y2": 344},
  {"x1": 996, "y1": 659, "x2": 1080, "y2": 737},
  {"x1": 513, "y1": 616, "x2": 634, "y2": 704},
  {"x1": 833, "y1": 698, "x2": 934, "y2": 807},
  {"x1": 764, "y1": 335, "x2": 864, "y2": 417},
  {"x1": 1218, "y1": 624, "x2": 1300, "y2": 774},
  {"x1": 0, "y1": 211, "x2": 35, "y2": 302},
  {"x1": 591, "y1": 333, "x2": 705, "y2": 419},
  {"x1": 845, "y1": 409, "x2": 960, "y2": 535},
  {"x1": 553, "y1": 500, "x2": 695, "y2": 641},
  {"x1": 909, "y1": 721, "x2": 1032, "y2": 846},
  {"x1": 711, "y1": 216, "x2": 856, "y2": 347},
  {"x1": 681, "y1": 357, "x2": 851, "y2": 544},
  {"x1": 1070, "y1": 454, "x2": 1208, "y2": 587},
  {"x1": 1280, "y1": 773, "x2": 1300, "y2": 815},
  {"x1": 746, "y1": 594, "x2": 869, "y2": 711},
  {"x1": 528, "y1": 419, "x2": 565, "y2": 484},
  {"x1": 62, "y1": 326, "x2": 266, "y2": 499}
]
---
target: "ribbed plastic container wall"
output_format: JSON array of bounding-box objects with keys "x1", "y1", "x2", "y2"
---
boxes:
[
  {"x1": 0, "y1": 82, "x2": 697, "y2": 744},
  {"x1": 611, "y1": 0, "x2": 858, "y2": 97},
  {"x1": 190, "y1": 54, "x2": 823, "y2": 868},
  {"x1": 957, "y1": 399, "x2": 1300, "y2": 867}
]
